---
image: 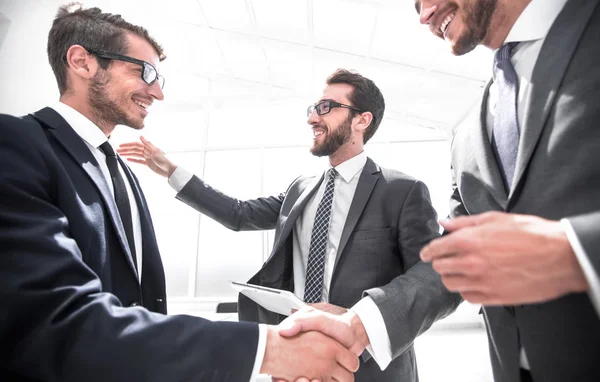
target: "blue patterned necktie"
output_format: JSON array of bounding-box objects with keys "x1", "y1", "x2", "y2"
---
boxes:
[
  {"x1": 492, "y1": 41, "x2": 520, "y2": 191},
  {"x1": 304, "y1": 168, "x2": 337, "y2": 303}
]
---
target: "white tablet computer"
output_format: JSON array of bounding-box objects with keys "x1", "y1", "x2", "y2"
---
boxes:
[{"x1": 229, "y1": 281, "x2": 306, "y2": 316}]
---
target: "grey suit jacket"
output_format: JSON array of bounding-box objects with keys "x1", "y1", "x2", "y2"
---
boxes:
[
  {"x1": 450, "y1": 1, "x2": 600, "y2": 381},
  {"x1": 178, "y1": 157, "x2": 461, "y2": 382}
]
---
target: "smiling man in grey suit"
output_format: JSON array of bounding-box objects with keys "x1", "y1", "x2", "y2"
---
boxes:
[
  {"x1": 119, "y1": 69, "x2": 461, "y2": 381},
  {"x1": 414, "y1": 0, "x2": 600, "y2": 381}
]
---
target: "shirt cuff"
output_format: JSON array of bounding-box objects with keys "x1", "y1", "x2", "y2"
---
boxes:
[
  {"x1": 561, "y1": 218, "x2": 600, "y2": 317},
  {"x1": 350, "y1": 296, "x2": 393, "y2": 370},
  {"x1": 250, "y1": 324, "x2": 268, "y2": 382},
  {"x1": 167, "y1": 166, "x2": 193, "y2": 192}
]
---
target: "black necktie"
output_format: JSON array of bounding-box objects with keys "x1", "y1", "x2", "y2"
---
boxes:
[
  {"x1": 304, "y1": 168, "x2": 337, "y2": 303},
  {"x1": 492, "y1": 41, "x2": 520, "y2": 191},
  {"x1": 99, "y1": 141, "x2": 137, "y2": 269}
]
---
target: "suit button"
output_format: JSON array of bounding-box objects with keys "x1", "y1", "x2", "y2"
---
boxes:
[{"x1": 130, "y1": 302, "x2": 140, "y2": 307}]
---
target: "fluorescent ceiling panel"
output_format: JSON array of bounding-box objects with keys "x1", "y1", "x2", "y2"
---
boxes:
[
  {"x1": 313, "y1": 0, "x2": 377, "y2": 56},
  {"x1": 158, "y1": 23, "x2": 228, "y2": 78},
  {"x1": 148, "y1": 0, "x2": 207, "y2": 26},
  {"x1": 262, "y1": 39, "x2": 313, "y2": 91},
  {"x1": 214, "y1": 30, "x2": 271, "y2": 83},
  {"x1": 198, "y1": 0, "x2": 253, "y2": 34},
  {"x1": 251, "y1": 0, "x2": 309, "y2": 44}
]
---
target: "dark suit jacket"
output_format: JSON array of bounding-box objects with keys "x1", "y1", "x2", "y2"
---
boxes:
[
  {"x1": 450, "y1": 1, "x2": 600, "y2": 381},
  {"x1": 178, "y1": 157, "x2": 461, "y2": 382},
  {"x1": 0, "y1": 108, "x2": 259, "y2": 381}
]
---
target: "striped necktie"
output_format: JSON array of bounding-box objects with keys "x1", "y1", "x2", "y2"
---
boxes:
[{"x1": 304, "y1": 168, "x2": 337, "y2": 303}]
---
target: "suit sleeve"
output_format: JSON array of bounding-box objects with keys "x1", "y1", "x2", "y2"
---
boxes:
[
  {"x1": 363, "y1": 180, "x2": 462, "y2": 359},
  {"x1": 449, "y1": 163, "x2": 469, "y2": 218},
  {"x1": 0, "y1": 115, "x2": 259, "y2": 382},
  {"x1": 176, "y1": 174, "x2": 284, "y2": 231},
  {"x1": 565, "y1": 213, "x2": 600, "y2": 316}
]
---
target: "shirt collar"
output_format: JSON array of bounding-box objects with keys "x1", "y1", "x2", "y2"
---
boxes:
[
  {"x1": 330, "y1": 151, "x2": 367, "y2": 183},
  {"x1": 504, "y1": 0, "x2": 568, "y2": 44},
  {"x1": 51, "y1": 101, "x2": 109, "y2": 149}
]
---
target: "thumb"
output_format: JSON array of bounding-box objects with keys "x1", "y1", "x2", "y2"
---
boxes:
[
  {"x1": 277, "y1": 306, "x2": 317, "y2": 337},
  {"x1": 277, "y1": 320, "x2": 302, "y2": 338}
]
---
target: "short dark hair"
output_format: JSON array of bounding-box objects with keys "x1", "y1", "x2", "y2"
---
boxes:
[
  {"x1": 47, "y1": 2, "x2": 166, "y2": 95},
  {"x1": 326, "y1": 69, "x2": 385, "y2": 143}
]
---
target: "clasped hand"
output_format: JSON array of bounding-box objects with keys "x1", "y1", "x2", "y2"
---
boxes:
[{"x1": 264, "y1": 305, "x2": 369, "y2": 382}]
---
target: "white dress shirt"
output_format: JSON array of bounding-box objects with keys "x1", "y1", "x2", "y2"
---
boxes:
[
  {"x1": 485, "y1": 0, "x2": 600, "y2": 368},
  {"x1": 51, "y1": 102, "x2": 143, "y2": 280},
  {"x1": 170, "y1": 151, "x2": 394, "y2": 374},
  {"x1": 290, "y1": 151, "x2": 393, "y2": 368}
]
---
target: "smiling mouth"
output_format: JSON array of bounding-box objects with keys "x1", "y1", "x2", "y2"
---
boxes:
[
  {"x1": 313, "y1": 129, "x2": 326, "y2": 139},
  {"x1": 440, "y1": 11, "x2": 456, "y2": 38},
  {"x1": 132, "y1": 98, "x2": 151, "y2": 110}
]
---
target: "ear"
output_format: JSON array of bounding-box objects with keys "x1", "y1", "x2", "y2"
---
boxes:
[
  {"x1": 64, "y1": 44, "x2": 99, "y2": 81},
  {"x1": 354, "y1": 111, "x2": 373, "y2": 134}
]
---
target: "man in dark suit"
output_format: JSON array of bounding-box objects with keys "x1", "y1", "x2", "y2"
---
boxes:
[
  {"x1": 119, "y1": 69, "x2": 461, "y2": 382},
  {"x1": 0, "y1": 4, "x2": 361, "y2": 381},
  {"x1": 415, "y1": 0, "x2": 600, "y2": 381}
]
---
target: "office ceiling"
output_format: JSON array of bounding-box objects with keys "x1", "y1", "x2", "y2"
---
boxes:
[{"x1": 0, "y1": 0, "x2": 493, "y2": 138}]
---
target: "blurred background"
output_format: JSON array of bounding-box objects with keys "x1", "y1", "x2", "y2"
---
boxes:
[{"x1": 0, "y1": 0, "x2": 493, "y2": 380}]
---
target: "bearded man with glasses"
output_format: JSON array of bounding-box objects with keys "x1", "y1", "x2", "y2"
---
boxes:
[{"x1": 119, "y1": 68, "x2": 462, "y2": 382}]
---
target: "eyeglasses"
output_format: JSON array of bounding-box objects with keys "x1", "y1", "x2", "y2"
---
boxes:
[
  {"x1": 87, "y1": 49, "x2": 165, "y2": 89},
  {"x1": 307, "y1": 100, "x2": 363, "y2": 117}
]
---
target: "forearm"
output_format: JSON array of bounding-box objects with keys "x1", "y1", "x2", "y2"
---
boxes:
[
  {"x1": 364, "y1": 262, "x2": 462, "y2": 357},
  {"x1": 1, "y1": 221, "x2": 259, "y2": 381},
  {"x1": 176, "y1": 175, "x2": 283, "y2": 231}
]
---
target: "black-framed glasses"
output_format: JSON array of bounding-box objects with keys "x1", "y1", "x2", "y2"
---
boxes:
[
  {"x1": 307, "y1": 100, "x2": 363, "y2": 117},
  {"x1": 87, "y1": 49, "x2": 165, "y2": 89}
]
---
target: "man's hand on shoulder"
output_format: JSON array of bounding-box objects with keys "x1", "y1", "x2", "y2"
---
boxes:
[{"x1": 117, "y1": 136, "x2": 177, "y2": 178}]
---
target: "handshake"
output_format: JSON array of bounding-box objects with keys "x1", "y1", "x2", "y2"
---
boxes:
[{"x1": 260, "y1": 304, "x2": 370, "y2": 382}]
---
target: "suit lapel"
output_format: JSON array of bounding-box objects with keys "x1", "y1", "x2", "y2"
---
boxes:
[
  {"x1": 333, "y1": 158, "x2": 379, "y2": 271},
  {"x1": 510, "y1": 0, "x2": 598, "y2": 200},
  {"x1": 472, "y1": 82, "x2": 509, "y2": 208},
  {"x1": 270, "y1": 175, "x2": 323, "y2": 256},
  {"x1": 32, "y1": 107, "x2": 138, "y2": 277}
]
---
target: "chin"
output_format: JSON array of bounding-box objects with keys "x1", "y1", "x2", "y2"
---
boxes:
[
  {"x1": 310, "y1": 145, "x2": 328, "y2": 157},
  {"x1": 123, "y1": 117, "x2": 145, "y2": 130},
  {"x1": 450, "y1": 37, "x2": 479, "y2": 56}
]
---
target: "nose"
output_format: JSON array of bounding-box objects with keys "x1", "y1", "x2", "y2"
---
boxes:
[
  {"x1": 150, "y1": 80, "x2": 164, "y2": 101},
  {"x1": 307, "y1": 109, "x2": 320, "y2": 125},
  {"x1": 420, "y1": 3, "x2": 437, "y2": 24}
]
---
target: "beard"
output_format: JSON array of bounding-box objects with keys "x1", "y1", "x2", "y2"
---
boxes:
[
  {"x1": 310, "y1": 114, "x2": 353, "y2": 157},
  {"x1": 451, "y1": 0, "x2": 498, "y2": 55},
  {"x1": 88, "y1": 69, "x2": 143, "y2": 130}
]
